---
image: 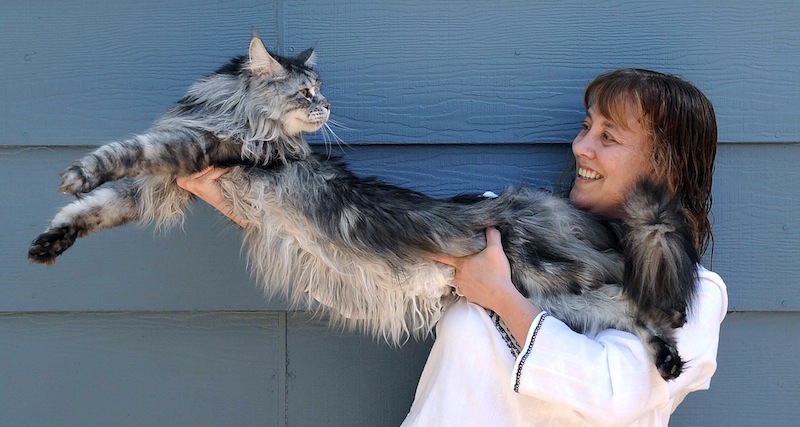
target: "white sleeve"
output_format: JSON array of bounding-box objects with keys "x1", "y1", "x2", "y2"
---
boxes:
[{"x1": 511, "y1": 268, "x2": 728, "y2": 425}]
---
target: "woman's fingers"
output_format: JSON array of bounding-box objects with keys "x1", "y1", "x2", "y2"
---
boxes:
[
  {"x1": 430, "y1": 254, "x2": 459, "y2": 267},
  {"x1": 176, "y1": 167, "x2": 230, "y2": 191},
  {"x1": 198, "y1": 166, "x2": 230, "y2": 180},
  {"x1": 485, "y1": 227, "x2": 503, "y2": 249},
  {"x1": 430, "y1": 227, "x2": 503, "y2": 269}
]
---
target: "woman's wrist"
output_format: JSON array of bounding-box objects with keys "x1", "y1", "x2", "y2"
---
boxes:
[
  {"x1": 206, "y1": 197, "x2": 245, "y2": 227},
  {"x1": 492, "y1": 286, "x2": 542, "y2": 346}
]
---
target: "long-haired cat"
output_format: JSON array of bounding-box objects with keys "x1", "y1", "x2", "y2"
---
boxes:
[{"x1": 28, "y1": 33, "x2": 698, "y2": 380}]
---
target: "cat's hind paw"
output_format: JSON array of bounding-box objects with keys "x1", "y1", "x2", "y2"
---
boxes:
[
  {"x1": 28, "y1": 227, "x2": 77, "y2": 265},
  {"x1": 650, "y1": 335, "x2": 684, "y2": 380}
]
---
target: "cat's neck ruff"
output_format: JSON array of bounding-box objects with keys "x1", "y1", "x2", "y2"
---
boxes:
[{"x1": 239, "y1": 132, "x2": 311, "y2": 165}]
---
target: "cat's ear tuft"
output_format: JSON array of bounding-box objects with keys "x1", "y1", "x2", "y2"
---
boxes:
[
  {"x1": 249, "y1": 32, "x2": 284, "y2": 77},
  {"x1": 295, "y1": 47, "x2": 317, "y2": 68}
]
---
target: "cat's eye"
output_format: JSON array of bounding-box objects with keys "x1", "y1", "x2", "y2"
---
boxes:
[{"x1": 299, "y1": 88, "x2": 312, "y2": 98}]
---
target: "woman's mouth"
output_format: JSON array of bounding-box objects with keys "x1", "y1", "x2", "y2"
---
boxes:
[{"x1": 577, "y1": 167, "x2": 602, "y2": 180}]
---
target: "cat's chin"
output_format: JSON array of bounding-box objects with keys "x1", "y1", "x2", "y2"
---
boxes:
[
  {"x1": 283, "y1": 119, "x2": 325, "y2": 136},
  {"x1": 282, "y1": 108, "x2": 328, "y2": 136}
]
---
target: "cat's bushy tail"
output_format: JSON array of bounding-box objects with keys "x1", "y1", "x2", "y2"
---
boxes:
[{"x1": 622, "y1": 179, "x2": 699, "y2": 328}]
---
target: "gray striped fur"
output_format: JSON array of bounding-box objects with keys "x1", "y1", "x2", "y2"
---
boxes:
[{"x1": 28, "y1": 34, "x2": 697, "y2": 380}]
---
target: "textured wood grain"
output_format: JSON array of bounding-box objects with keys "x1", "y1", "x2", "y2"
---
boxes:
[
  {"x1": 288, "y1": 0, "x2": 799, "y2": 144},
  {"x1": 671, "y1": 312, "x2": 800, "y2": 426},
  {"x1": 0, "y1": 312, "x2": 795, "y2": 427},
  {"x1": 1, "y1": 1, "x2": 798, "y2": 146},
  {"x1": 1, "y1": 1, "x2": 798, "y2": 425},
  {"x1": 285, "y1": 313, "x2": 432, "y2": 426},
  {"x1": 3, "y1": 147, "x2": 272, "y2": 312},
  {"x1": 2, "y1": 144, "x2": 570, "y2": 312},
  {"x1": 711, "y1": 144, "x2": 800, "y2": 311},
  {"x1": 4, "y1": 143, "x2": 797, "y2": 312},
  {"x1": 0, "y1": 312, "x2": 281, "y2": 426},
  {"x1": 0, "y1": 0, "x2": 279, "y2": 147}
]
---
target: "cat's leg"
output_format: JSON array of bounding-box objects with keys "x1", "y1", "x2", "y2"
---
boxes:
[
  {"x1": 652, "y1": 336, "x2": 683, "y2": 380},
  {"x1": 531, "y1": 286, "x2": 684, "y2": 381},
  {"x1": 28, "y1": 176, "x2": 193, "y2": 264},
  {"x1": 59, "y1": 129, "x2": 240, "y2": 196},
  {"x1": 29, "y1": 180, "x2": 142, "y2": 264}
]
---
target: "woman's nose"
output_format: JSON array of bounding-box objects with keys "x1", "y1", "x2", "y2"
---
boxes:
[{"x1": 572, "y1": 132, "x2": 596, "y2": 158}]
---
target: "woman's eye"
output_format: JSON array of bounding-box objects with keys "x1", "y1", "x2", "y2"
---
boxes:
[
  {"x1": 299, "y1": 88, "x2": 311, "y2": 98},
  {"x1": 601, "y1": 133, "x2": 617, "y2": 144}
]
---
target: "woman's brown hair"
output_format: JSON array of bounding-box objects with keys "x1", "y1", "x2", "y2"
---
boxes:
[{"x1": 583, "y1": 68, "x2": 718, "y2": 257}]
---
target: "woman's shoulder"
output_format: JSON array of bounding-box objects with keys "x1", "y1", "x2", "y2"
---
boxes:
[
  {"x1": 694, "y1": 265, "x2": 729, "y2": 317},
  {"x1": 696, "y1": 265, "x2": 727, "y2": 292}
]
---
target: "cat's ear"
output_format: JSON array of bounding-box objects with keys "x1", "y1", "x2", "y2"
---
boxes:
[
  {"x1": 295, "y1": 47, "x2": 317, "y2": 68},
  {"x1": 249, "y1": 31, "x2": 284, "y2": 77}
]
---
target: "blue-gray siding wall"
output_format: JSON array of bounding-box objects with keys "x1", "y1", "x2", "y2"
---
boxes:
[{"x1": 1, "y1": 1, "x2": 798, "y2": 425}]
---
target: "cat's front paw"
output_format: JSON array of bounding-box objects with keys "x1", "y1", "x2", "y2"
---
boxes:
[
  {"x1": 28, "y1": 226, "x2": 77, "y2": 265},
  {"x1": 59, "y1": 165, "x2": 100, "y2": 195},
  {"x1": 650, "y1": 335, "x2": 684, "y2": 380}
]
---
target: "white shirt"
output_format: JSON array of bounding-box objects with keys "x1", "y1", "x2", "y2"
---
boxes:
[{"x1": 402, "y1": 267, "x2": 728, "y2": 426}]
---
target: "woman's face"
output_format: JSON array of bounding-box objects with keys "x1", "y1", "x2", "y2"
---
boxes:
[{"x1": 570, "y1": 105, "x2": 654, "y2": 219}]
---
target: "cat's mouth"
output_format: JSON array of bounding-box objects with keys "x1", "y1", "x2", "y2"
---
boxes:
[
  {"x1": 281, "y1": 107, "x2": 329, "y2": 135},
  {"x1": 306, "y1": 108, "x2": 330, "y2": 125},
  {"x1": 283, "y1": 115, "x2": 326, "y2": 136},
  {"x1": 299, "y1": 116, "x2": 327, "y2": 130}
]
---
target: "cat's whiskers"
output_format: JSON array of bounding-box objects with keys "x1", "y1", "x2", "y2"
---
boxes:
[
  {"x1": 319, "y1": 122, "x2": 351, "y2": 156},
  {"x1": 326, "y1": 118, "x2": 355, "y2": 132}
]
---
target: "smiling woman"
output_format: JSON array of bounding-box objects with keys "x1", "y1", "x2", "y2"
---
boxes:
[
  {"x1": 174, "y1": 67, "x2": 728, "y2": 426},
  {"x1": 402, "y1": 69, "x2": 726, "y2": 426},
  {"x1": 578, "y1": 68, "x2": 718, "y2": 254},
  {"x1": 570, "y1": 104, "x2": 654, "y2": 219}
]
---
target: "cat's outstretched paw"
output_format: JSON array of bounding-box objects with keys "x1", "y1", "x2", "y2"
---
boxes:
[
  {"x1": 59, "y1": 165, "x2": 101, "y2": 195},
  {"x1": 28, "y1": 227, "x2": 77, "y2": 265},
  {"x1": 651, "y1": 335, "x2": 684, "y2": 380}
]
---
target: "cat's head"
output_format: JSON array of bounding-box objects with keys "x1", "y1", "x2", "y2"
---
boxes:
[
  {"x1": 244, "y1": 33, "x2": 330, "y2": 137},
  {"x1": 183, "y1": 32, "x2": 330, "y2": 162}
]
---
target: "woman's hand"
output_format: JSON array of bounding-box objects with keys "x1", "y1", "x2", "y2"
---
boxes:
[
  {"x1": 432, "y1": 227, "x2": 516, "y2": 311},
  {"x1": 176, "y1": 167, "x2": 244, "y2": 226},
  {"x1": 433, "y1": 227, "x2": 541, "y2": 344}
]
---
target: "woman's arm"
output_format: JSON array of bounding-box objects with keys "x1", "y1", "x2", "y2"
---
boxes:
[
  {"x1": 175, "y1": 167, "x2": 245, "y2": 227},
  {"x1": 514, "y1": 271, "x2": 726, "y2": 424},
  {"x1": 435, "y1": 229, "x2": 728, "y2": 424}
]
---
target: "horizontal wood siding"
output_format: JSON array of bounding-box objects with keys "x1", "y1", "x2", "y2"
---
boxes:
[
  {"x1": 671, "y1": 312, "x2": 800, "y2": 426},
  {"x1": 4, "y1": 144, "x2": 796, "y2": 312},
  {"x1": 0, "y1": 312, "x2": 282, "y2": 426},
  {"x1": 0, "y1": 311, "x2": 431, "y2": 426},
  {"x1": 2, "y1": 1, "x2": 798, "y2": 146},
  {"x1": 285, "y1": 315, "x2": 432, "y2": 426},
  {"x1": 1, "y1": 0, "x2": 798, "y2": 425}
]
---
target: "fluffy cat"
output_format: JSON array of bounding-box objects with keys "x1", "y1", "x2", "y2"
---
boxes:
[{"x1": 28, "y1": 33, "x2": 698, "y2": 380}]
